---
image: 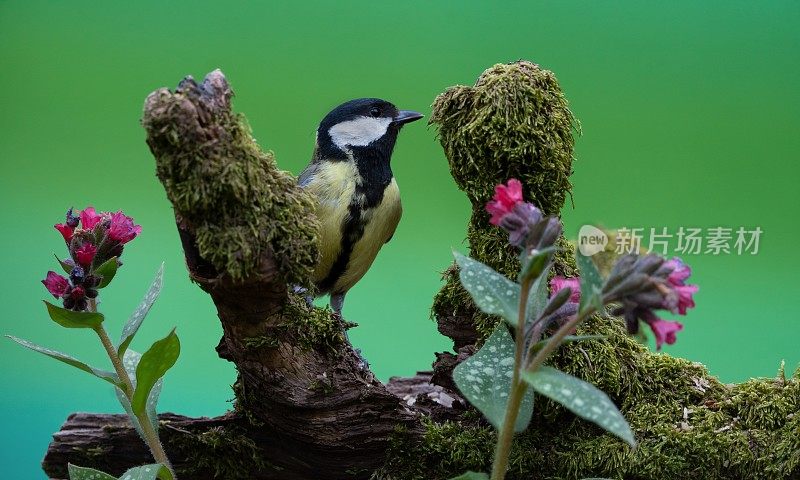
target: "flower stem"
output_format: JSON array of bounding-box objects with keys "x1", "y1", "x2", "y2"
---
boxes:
[
  {"x1": 525, "y1": 307, "x2": 592, "y2": 373},
  {"x1": 90, "y1": 301, "x2": 175, "y2": 477},
  {"x1": 490, "y1": 277, "x2": 532, "y2": 480}
]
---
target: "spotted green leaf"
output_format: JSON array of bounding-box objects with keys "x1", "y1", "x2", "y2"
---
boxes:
[
  {"x1": 454, "y1": 251, "x2": 520, "y2": 326},
  {"x1": 115, "y1": 349, "x2": 163, "y2": 442},
  {"x1": 120, "y1": 464, "x2": 173, "y2": 480},
  {"x1": 6, "y1": 335, "x2": 120, "y2": 387},
  {"x1": 132, "y1": 329, "x2": 179, "y2": 419},
  {"x1": 450, "y1": 472, "x2": 489, "y2": 480},
  {"x1": 525, "y1": 265, "x2": 552, "y2": 323},
  {"x1": 68, "y1": 464, "x2": 117, "y2": 480},
  {"x1": 452, "y1": 325, "x2": 534, "y2": 432},
  {"x1": 44, "y1": 301, "x2": 104, "y2": 329},
  {"x1": 522, "y1": 366, "x2": 635, "y2": 447},
  {"x1": 118, "y1": 263, "x2": 164, "y2": 358},
  {"x1": 576, "y1": 250, "x2": 603, "y2": 314},
  {"x1": 95, "y1": 256, "x2": 119, "y2": 289}
]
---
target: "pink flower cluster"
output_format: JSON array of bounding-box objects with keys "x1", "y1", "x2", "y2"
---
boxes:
[
  {"x1": 549, "y1": 257, "x2": 698, "y2": 350},
  {"x1": 44, "y1": 207, "x2": 141, "y2": 311},
  {"x1": 485, "y1": 179, "x2": 558, "y2": 249}
]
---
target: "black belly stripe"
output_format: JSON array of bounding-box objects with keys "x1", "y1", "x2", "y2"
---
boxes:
[
  {"x1": 317, "y1": 142, "x2": 396, "y2": 295},
  {"x1": 318, "y1": 199, "x2": 366, "y2": 294}
]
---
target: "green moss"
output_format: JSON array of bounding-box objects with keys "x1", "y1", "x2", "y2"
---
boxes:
[
  {"x1": 279, "y1": 291, "x2": 346, "y2": 351},
  {"x1": 169, "y1": 425, "x2": 273, "y2": 479},
  {"x1": 379, "y1": 319, "x2": 800, "y2": 479},
  {"x1": 430, "y1": 62, "x2": 580, "y2": 344},
  {"x1": 387, "y1": 59, "x2": 800, "y2": 480},
  {"x1": 430, "y1": 60, "x2": 579, "y2": 214},
  {"x1": 144, "y1": 74, "x2": 319, "y2": 283}
]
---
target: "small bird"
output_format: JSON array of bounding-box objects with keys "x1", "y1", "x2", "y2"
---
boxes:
[{"x1": 299, "y1": 98, "x2": 423, "y2": 315}]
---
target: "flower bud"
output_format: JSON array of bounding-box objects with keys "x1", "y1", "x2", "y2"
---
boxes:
[
  {"x1": 65, "y1": 208, "x2": 80, "y2": 229},
  {"x1": 69, "y1": 265, "x2": 85, "y2": 285}
]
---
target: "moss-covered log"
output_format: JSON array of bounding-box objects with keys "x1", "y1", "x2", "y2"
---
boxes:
[{"x1": 42, "y1": 64, "x2": 799, "y2": 480}]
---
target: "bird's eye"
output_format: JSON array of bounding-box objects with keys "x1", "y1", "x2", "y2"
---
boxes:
[{"x1": 369, "y1": 107, "x2": 381, "y2": 118}]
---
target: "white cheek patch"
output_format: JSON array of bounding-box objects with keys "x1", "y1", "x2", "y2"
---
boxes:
[{"x1": 328, "y1": 116, "x2": 391, "y2": 150}]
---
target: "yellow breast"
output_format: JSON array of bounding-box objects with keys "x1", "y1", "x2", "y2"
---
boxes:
[
  {"x1": 332, "y1": 179, "x2": 402, "y2": 294},
  {"x1": 303, "y1": 161, "x2": 358, "y2": 286}
]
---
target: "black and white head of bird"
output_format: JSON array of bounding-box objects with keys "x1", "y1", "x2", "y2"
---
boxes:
[{"x1": 315, "y1": 98, "x2": 423, "y2": 160}]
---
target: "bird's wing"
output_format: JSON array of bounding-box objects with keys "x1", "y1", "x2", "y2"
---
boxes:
[{"x1": 298, "y1": 161, "x2": 319, "y2": 187}]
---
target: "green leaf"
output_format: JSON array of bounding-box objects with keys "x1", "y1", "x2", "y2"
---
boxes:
[
  {"x1": 68, "y1": 464, "x2": 116, "y2": 480},
  {"x1": 118, "y1": 263, "x2": 164, "y2": 357},
  {"x1": 117, "y1": 350, "x2": 141, "y2": 428},
  {"x1": 454, "y1": 251, "x2": 520, "y2": 326},
  {"x1": 95, "y1": 256, "x2": 119, "y2": 289},
  {"x1": 517, "y1": 246, "x2": 554, "y2": 284},
  {"x1": 525, "y1": 265, "x2": 552, "y2": 323},
  {"x1": 6, "y1": 335, "x2": 119, "y2": 387},
  {"x1": 132, "y1": 329, "x2": 180, "y2": 418},
  {"x1": 538, "y1": 284, "x2": 572, "y2": 319},
  {"x1": 121, "y1": 464, "x2": 173, "y2": 480},
  {"x1": 576, "y1": 249, "x2": 603, "y2": 314},
  {"x1": 55, "y1": 253, "x2": 74, "y2": 274},
  {"x1": 450, "y1": 472, "x2": 489, "y2": 480},
  {"x1": 44, "y1": 301, "x2": 104, "y2": 329},
  {"x1": 522, "y1": 366, "x2": 635, "y2": 447},
  {"x1": 116, "y1": 349, "x2": 164, "y2": 442},
  {"x1": 452, "y1": 325, "x2": 534, "y2": 432}
]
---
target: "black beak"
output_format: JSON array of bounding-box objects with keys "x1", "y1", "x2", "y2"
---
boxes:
[{"x1": 393, "y1": 110, "x2": 424, "y2": 125}]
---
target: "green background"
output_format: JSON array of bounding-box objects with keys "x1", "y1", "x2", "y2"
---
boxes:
[{"x1": 1, "y1": 1, "x2": 798, "y2": 477}]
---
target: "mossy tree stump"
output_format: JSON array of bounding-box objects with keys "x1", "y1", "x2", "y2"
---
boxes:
[{"x1": 41, "y1": 64, "x2": 799, "y2": 480}]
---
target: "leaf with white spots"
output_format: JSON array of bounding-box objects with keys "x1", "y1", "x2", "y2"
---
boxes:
[
  {"x1": 118, "y1": 263, "x2": 164, "y2": 358},
  {"x1": 68, "y1": 464, "x2": 117, "y2": 480},
  {"x1": 576, "y1": 249, "x2": 604, "y2": 314},
  {"x1": 452, "y1": 325, "x2": 534, "y2": 432},
  {"x1": 522, "y1": 366, "x2": 635, "y2": 447},
  {"x1": 132, "y1": 329, "x2": 179, "y2": 420},
  {"x1": 115, "y1": 349, "x2": 163, "y2": 442},
  {"x1": 120, "y1": 464, "x2": 173, "y2": 480},
  {"x1": 6, "y1": 335, "x2": 120, "y2": 387},
  {"x1": 450, "y1": 472, "x2": 489, "y2": 480},
  {"x1": 454, "y1": 251, "x2": 520, "y2": 326}
]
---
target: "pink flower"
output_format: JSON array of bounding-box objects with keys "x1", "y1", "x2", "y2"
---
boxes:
[
  {"x1": 672, "y1": 284, "x2": 698, "y2": 315},
  {"x1": 648, "y1": 319, "x2": 683, "y2": 350},
  {"x1": 42, "y1": 271, "x2": 70, "y2": 299},
  {"x1": 75, "y1": 242, "x2": 97, "y2": 267},
  {"x1": 80, "y1": 207, "x2": 102, "y2": 230},
  {"x1": 54, "y1": 223, "x2": 74, "y2": 243},
  {"x1": 486, "y1": 179, "x2": 523, "y2": 226},
  {"x1": 550, "y1": 276, "x2": 581, "y2": 303},
  {"x1": 663, "y1": 257, "x2": 698, "y2": 315},
  {"x1": 665, "y1": 257, "x2": 691, "y2": 284},
  {"x1": 108, "y1": 211, "x2": 142, "y2": 244}
]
